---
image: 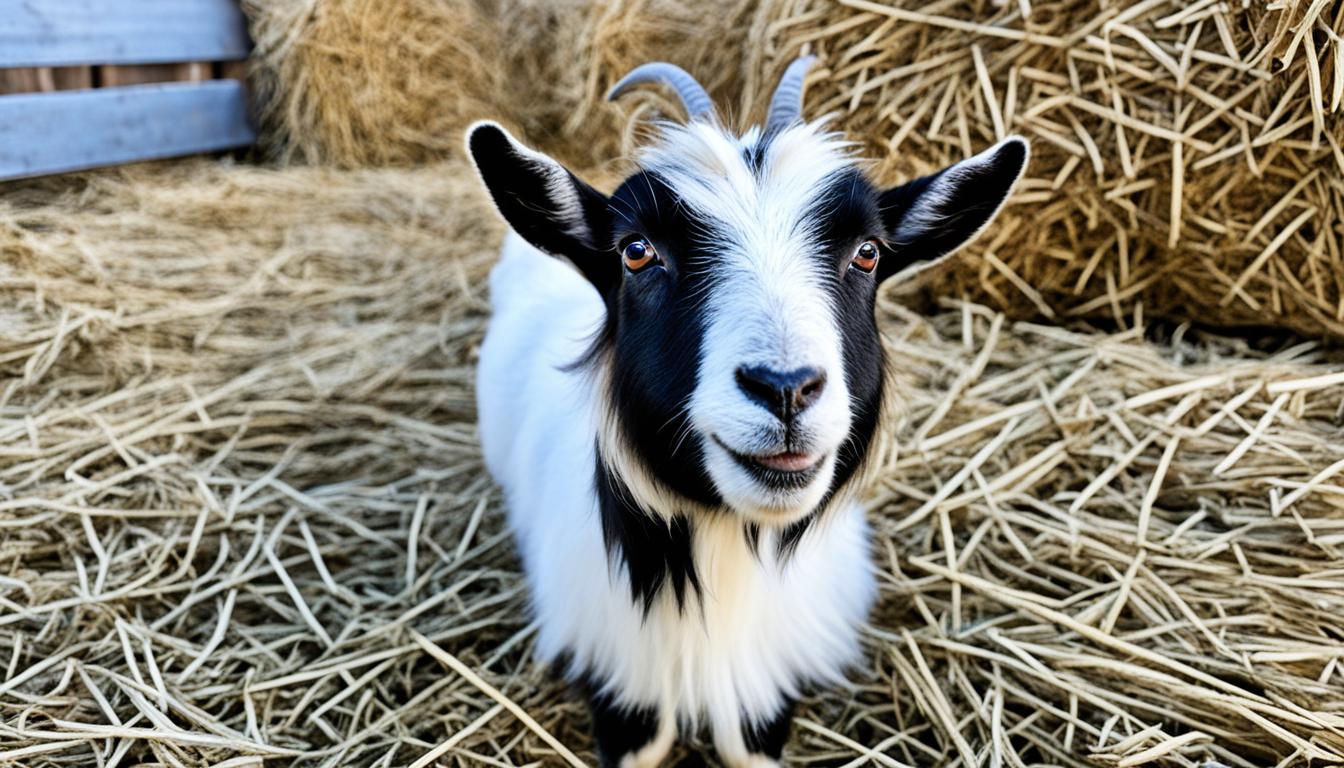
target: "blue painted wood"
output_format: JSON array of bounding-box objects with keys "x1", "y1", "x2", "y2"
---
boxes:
[
  {"x1": 0, "y1": 81, "x2": 255, "y2": 180},
  {"x1": 0, "y1": 0, "x2": 251, "y2": 67}
]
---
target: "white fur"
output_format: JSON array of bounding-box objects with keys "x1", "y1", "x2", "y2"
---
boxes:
[{"x1": 478, "y1": 232, "x2": 876, "y2": 763}]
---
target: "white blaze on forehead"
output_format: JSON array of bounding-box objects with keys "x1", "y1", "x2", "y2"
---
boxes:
[
  {"x1": 636, "y1": 120, "x2": 857, "y2": 370},
  {"x1": 637, "y1": 120, "x2": 856, "y2": 256},
  {"x1": 635, "y1": 120, "x2": 858, "y2": 324}
]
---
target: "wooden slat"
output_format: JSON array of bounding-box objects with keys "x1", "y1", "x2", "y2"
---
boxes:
[
  {"x1": 0, "y1": 81, "x2": 255, "y2": 181},
  {"x1": 0, "y1": 0, "x2": 250, "y2": 68}
]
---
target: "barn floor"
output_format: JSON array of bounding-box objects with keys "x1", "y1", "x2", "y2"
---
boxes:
[{"x1": 2, "y1": 156, "x2": 1343, "y2": 767}]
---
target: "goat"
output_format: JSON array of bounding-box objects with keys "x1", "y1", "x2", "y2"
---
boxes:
[{"x1": 467, "y1": 57, "x2": 1028, "y2": 768}]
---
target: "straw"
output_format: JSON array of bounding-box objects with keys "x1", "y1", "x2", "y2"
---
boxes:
[
  {"x1": 250, "y1": 0, "x2": 1344, "y2": 339},
  {"x1": 2, "y1": 157, "x2": 1341, "y2": 766},
  {"x1": 748, "y1": 0, "x2": 1344, "y2": 340},
  {"x1": 4, "y1": 0, "x2": 1344, "y2": 763}
]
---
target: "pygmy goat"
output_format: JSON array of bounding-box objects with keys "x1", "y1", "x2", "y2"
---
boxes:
[{"x1": 467, "y1": 57, "x2": 1028, "y2": 767}]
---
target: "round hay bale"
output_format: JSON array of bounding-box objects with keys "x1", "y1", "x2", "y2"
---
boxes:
[{"x1": 751, "y1": 0, "x2": 1344, "y2": 340}]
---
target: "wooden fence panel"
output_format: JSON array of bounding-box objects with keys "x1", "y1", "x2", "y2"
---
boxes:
[
  {"x1": 0, "y1": 0, "x2": 251, "y2": 67},
  {"x1": 0, "y1": 81, "x2": 256, "y2": 180}
]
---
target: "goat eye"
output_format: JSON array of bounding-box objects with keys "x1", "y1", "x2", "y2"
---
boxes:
[
  {"x1": 850, "y1": 240, "x2": 880, "y2": 273},
  {"x1": 621, "y1": 238, "x2": 658, "y2": 272}
]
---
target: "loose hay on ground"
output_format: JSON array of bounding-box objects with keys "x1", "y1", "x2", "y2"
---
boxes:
[{"x1": 2, "y1": 159, "x2": 1343, "y2": 766}]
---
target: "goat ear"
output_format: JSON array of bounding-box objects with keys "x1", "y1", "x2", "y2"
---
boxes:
[
  {"x1": 466, "y1": 121, "x2": 617, "y2": 293},
  {"x1": 875, "y1": 136, "x2": 1028, "y2": 283}
]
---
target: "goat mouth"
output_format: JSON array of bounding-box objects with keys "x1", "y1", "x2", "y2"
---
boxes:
[{"x1": 714, "y1": 437, "x2": 824, "y2": 490}]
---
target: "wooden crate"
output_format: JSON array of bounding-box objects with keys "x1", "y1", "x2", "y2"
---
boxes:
[{"x1": 0, "y1": 0, "x2": 256, "y2": 180}]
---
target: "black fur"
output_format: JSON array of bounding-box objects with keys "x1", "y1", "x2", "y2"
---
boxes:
[
  {"x1": 742, "y1": 698, "x2": 797, "y2": 759},
  {"x1": 602, "y1": 171, "x2": 722, "y2": 509},
  {"x1": 597, "y1": 456, "x2": 701, "y2": 613},
  {"x1": 586, "y1": 169, "x2": 724, "y2": 609},
  {"x1": 877, "y1": 138, "x2": 1029, "y2": 280},
  {"x1": 467, "y1": 124, "x2": 619, "y2": 296},
  {"x1": 577, "y1": 668, "x2": 664, "y2": 768}
]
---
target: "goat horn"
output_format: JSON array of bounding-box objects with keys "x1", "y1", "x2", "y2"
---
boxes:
[
  {"x1": 607, "y1": 62, "x2": 714, "y2": 121},
  {"x1": 764, "y1": 55, "x2": 817, "y2": 133}
]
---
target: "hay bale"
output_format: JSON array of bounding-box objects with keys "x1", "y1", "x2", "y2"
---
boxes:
[
  {"x1": 2, "y1": 158, "x2": 1343, "y2": 766},
  {"x1": 753, "y1": 0, "x2": 1344, "y2": 340},
  {"x1": 247, "y1": 0, "x2": 1344, "y2": 340},
  {"x1": 244, "y1": 0, "x2": 759, "y2": 172},
  {"x1": 244, "y1": 0, "x2": 509, "y2": 166}
]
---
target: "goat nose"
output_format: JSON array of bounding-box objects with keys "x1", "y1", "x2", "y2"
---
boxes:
[{"x1": 735, "y1": 365, "x2": 827, "y2": 421}]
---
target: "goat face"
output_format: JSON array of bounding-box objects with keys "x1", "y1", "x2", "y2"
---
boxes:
[
  {"x1": 615, "y1": 122, "x2": 887, "y2": 524},
  {"x1": 467, "y1": 65, "x2": 1027, "y2": 528}
]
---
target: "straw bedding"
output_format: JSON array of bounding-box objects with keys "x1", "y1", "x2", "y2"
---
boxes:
[
  {"x1": 2, "y1": 157, "x2": 1343, "y2": 766},
  {"x1": 2, "y1": 0, "x2": 1344, "y2": 765}
]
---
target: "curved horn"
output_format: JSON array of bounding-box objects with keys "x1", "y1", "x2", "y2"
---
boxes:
[
  {"x1": 765, "y1": 55, "x2": 817, "y2": 132},
  {"x1": 607, "y1": 62, "x2": 714, "y2": 120}
]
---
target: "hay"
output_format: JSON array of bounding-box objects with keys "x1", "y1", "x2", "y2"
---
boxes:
[
  {"x1": 246, "y1": 0, "x2": 1344, "y2": 341},
  {"x1": 750, "y1": 0, "x2": 1344, "y2": 341},
  {"x1": 3, "y1": 158, "x2": 1343, "y2": 766},
  {"x1": 244, "y1": 0, "x2": 759, "y2": 173},
  {"x1": 244, "y1": 0, "x2": 508, "y2": 166}
]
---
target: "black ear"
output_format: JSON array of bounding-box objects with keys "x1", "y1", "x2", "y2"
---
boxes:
[
  {"x1": 875, "y1": 136, "x2": 1028, "y2": 282},
  {"x1": 466, "y1": 121, "x2": 618, "y2": 294}
]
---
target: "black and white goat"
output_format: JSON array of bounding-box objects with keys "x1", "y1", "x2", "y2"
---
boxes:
[{"x1": 467, "y1": 58, "x2": 1027, "y2": 767}]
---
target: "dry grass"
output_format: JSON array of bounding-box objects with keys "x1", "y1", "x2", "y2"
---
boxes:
[
  {"x1": 749, "y1": 0, "x2": 1344, "y2": 342},
  {"x1": 2, "y1": 157, "x2": 1343, "y2": 766},
  {"x1": 247, "y1": 0, "x2": 1344, "y2": 340},
  {"x1": 244, "y1": 0, "x2": 509, "y2": 166},
  {"x1": 244, "y1": 0, "x2": 760, "y2": 173}
]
